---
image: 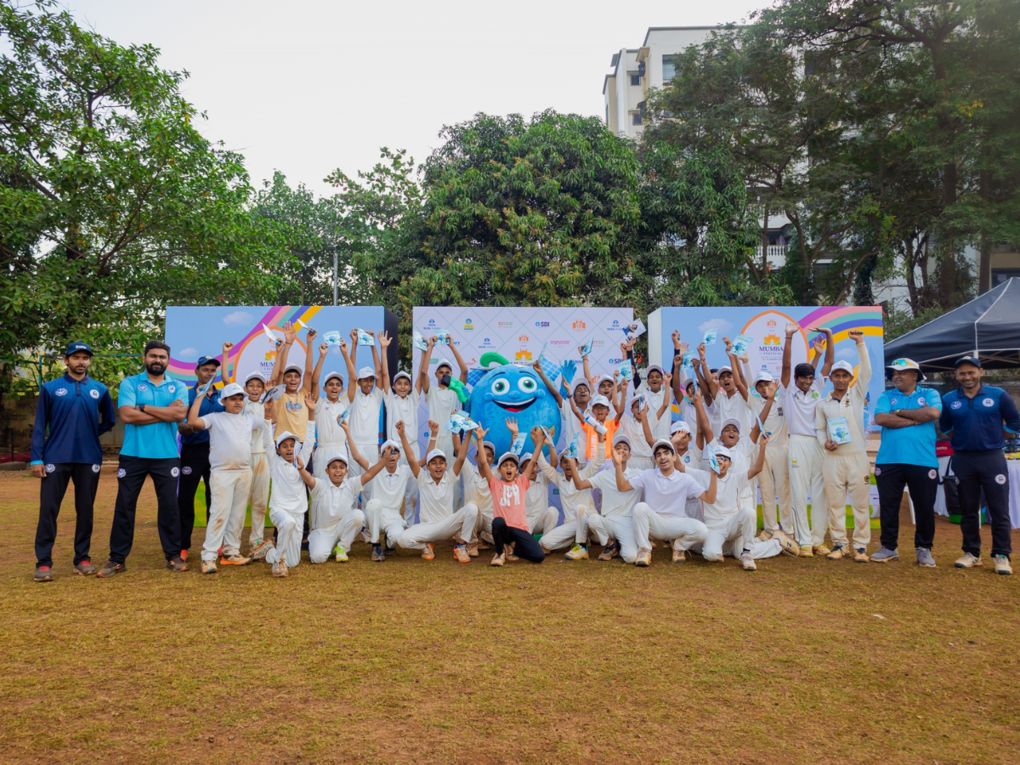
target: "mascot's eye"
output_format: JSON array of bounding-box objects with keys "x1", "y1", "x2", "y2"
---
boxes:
[
  {"x1": 518, "y1": 377, "x2": 537, "y2": 393},
  {"x1": 491, "y1": 378, "x2": 510, "y2": 395}
]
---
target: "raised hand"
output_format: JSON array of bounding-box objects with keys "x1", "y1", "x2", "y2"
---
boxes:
[
  {"x1": 395, "y1": 420, "x2": 406, "y2": 435},
  {"x1": 848, "y1": 329, "x2": 864, "y2": 342},
  {"x1": 697, "y1": 342, "x2": 707, "y2": 356},
  {"x1": 379, "y1": 331, "x2": 391, "y2": 348},
  {"x1": 295, "y1": 455, "x2": 305, "y2": 470},
  {"x1": 785, "y1": 322, "x2": 799, "y2": 337},
  {"x1": 662, "y1": 371, "x2": 673, "y2": 387},
  {"x1": 505, "y1": 417, "x2": 519, "y2": 436},
  {"x1": 473, "y1": 426, "x2": 488, "y2": 442},
  {"x1": 578, "y1": 344, "x2": 588, "y2": 358},
  {"x1": 530, "y1": 425, "x2": 543, "y2": 442},
  {"x1": 811, "y1": 333, "x2": 826, "y2": 355},
  {"x1": 723, "y1": 336, "x2": 733, "y2": 351},
  {"x1": 222, "y1": 341, "x2": 234, "y2": 354},
  {"x1": 677, "y1": 341, "x2": 689, "y2": 356},
  {"x1": 532, "y1": 359, "x2": 543, "y2": 372},
  {"x1": 350, "y1": 328, "x2": 359, "y2": 344},
  {"x1": 427, "y1": 419, "x2": 439, "y2": 434},
  {"x1": 306, "y1": 326, "x2": 317, "y2": 342},
  {"x1": 671, "y1": 330, "x2": 682, "y2": 350},
  {"x1": 319, "y1": 342, "x2": 328, "y2": 355},
  {"x1": 284, "y1": 321, "x2": 297, "y2": 344}
]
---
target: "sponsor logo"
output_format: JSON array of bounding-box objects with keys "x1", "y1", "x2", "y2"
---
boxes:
[
  {"x1": 91, "y1": 464, "x2": 101, "y2": 473},
  {"x1": 951, "y1": 400, "x2": 962, "y2": 409},
  {"x1": 763, "y1": 333, "x2": 781, "y2": 345},
  {"x1": 983, "y1": 398, "x2": 994, "y2": 407},
  {"x1": 264, "y1": 352, "x2": 277, "y2": 361},
  {"x1": 608, "y1": 357, "x2": 624, "y2": 364},
  {"x1": 572, "y1": 320, "x2": 586, "y2": 330},
  {"x1": 917, "y1": 397, "x2": 925, "y2": 406},
  {"x1": 612, "y1": 320, "x2": 619, "y2": 326},
  {"x1": 182, "y1": 466, "x2": 193, "y2": 475},
  {"x1": 497, "y1": 321, "x2": 513, "y2": 328},
  {"x1": 534, "y1": 321, "x2": 550, "y2": 328},
  {"x1": 427, "y1": 319, "x2": 436, "y2": 326},
  {"x1": 891, "y1": 399, "x2": 897, "y2": 406},
  {"x1": 593, "y1": 339, "x2": 605, "y2": 348},
  {"x1": 117, "y1": 468, "x2": 126, "y2": 478},
  {"x1": 138, "y1": 384, "x2": 148, "y2": 391},
  {"x1": 463, "y1": 319, "x2": 474, "y2": 330},
  {"x1": 995, "y1": 473, "x2": 1006, "y2": 485},
  {"x1": 55, "y1": 388, "x2": 67, "y2": 397},
  {"x1": 171, "y1": 467, "x2": 180, "y2": 477},
  {"x1": 928, "y1": 469, "x2": 937, "y2": 480},
  {"x1": 519, "y1": 334, "x2": 529, "y2": 342},
  {"x1": 480, "y1": 338, "x2": 495, "y2": 348},
  {"x1": 550, "y1": 339, "x2": 571, "y2": 347},
  {"x1": 90, "y1": 389, "x2": 100, "y2": 399},
  {"x1": 45, "y1": 464, "x2": 55, "y2": 473},
  {"x1": 515, "y1": 349, "x2": 533, "y2": 361},
  {"x1": 168, "y1": 384, "x2": 176, "y2": 393}
]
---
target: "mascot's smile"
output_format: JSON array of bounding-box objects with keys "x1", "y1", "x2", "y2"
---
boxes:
[{"x1": 493, "y1": 397, "x2": 536, "y2": 412}]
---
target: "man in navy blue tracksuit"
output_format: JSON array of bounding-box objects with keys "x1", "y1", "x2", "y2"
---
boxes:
[
  {"x1": 30, "y1": 342, "x2": 116, "y2": 581},
  {"x1": 940, "y1": 356, "x2": 1020, "y2": 575}
]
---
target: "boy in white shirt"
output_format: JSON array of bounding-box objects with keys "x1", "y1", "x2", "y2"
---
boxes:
[
  {"x1": 240, "y1": 371, "x2": 272, "y2": 560},
  {"x1": 741, "y1": 370, "x2": 793, "y2": 541},
  {"x1": 185, "y1": 382, "x2": 266, "y2": 574},
  {"x1": 261, "y1": 400, "x2": 316, "y2": 577},
  {"x1": 418, "y1": 333, "x2": 469, "y2": 460},
  {"x1": 532, "y1": 359, "x2": 589, "y2": 460},
  {"x1": 345, "y1": 328, "x2": 384, "y2": 482},
  {"x1": 458, "y1": 434, "x2": 497, "y2": 555},
  {"x1": 310, "y1": 339, "x2": 356, "y2": 527},
  {"x1": 380, "y1": 331, "x2": 421, "y2": 523},
  {"x1": 616, "y1": 438, "x2": 715, "y2": 567},
  {"x1": 572, "y1": 434, "x2": 642, "y2": 563},
  {"x1": 535, "y1": 433, "x2": 606, "y2": 559},
  {"x1": 618, "y1": 374, "x2": 672, "y2": 471},
  {"x1": 395, "y1": 420, "x2": 477, "y2": 563},
  {"x1": 698, "y1": 339, "x2": 750, "y2": 435},
  {"x1": 300, "y1": 427, "x2": 387, "y2": 564}
]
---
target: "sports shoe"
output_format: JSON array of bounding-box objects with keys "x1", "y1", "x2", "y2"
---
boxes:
[
  {"x1": 774, "y1": 531, "x2": 799, "y2": 557},
  {"x1": 453, "y1": 544, "x2": 471, "y2": 563},
  {"x1": 74, "y1": 559, "x2": 98, "y2": 576},
  {"x1": 870, "y1": 546, "x2": 899, "y2": 563},
  {"x1": 477, "y1": 539, "x2": 492, "y2": 551},
  {"x1": 421, "y1": 543, "x2": 435, "y2": 561},
  {"x1": 635, "y1": 548, "x2": 652, "y2": 567},
  {"x1": 272, "y1": 558, "x2": 288, "y2": 577},
  {"x1": 34, "y1": 565, "x2": 53, "y2": 582},
  {"x1": 672, "y1": 547, "x2": 687, "y2": 563},
  {"x1": 758, "y1": 529, "x2": 775, "y2": 542},
  {"x1": 505, "y1": 543, "x2": 519, "y2": 562},
  {"x1": 598, "y1": 542, "x2": 619, "y2": 561},
  {"x1": 358, "y1": 528, "x2": 371, "y2": 544},
  {"x1": 826, "y1": 545, "x2": 851, "y2": 560},
  {"x1": 201, "y1": 559, "x2": 218, "y2": 574},
  {"x1": 220, "y1": 554, "x2": 251, "y2": 566},
  {"x1": 490, "y1": 552, "x2": 505, "y2": 567},
  {"x1": 334, "y1": 546, "x2": 349, "y2": 563},
  {"x1": 854, "y1": 547, "x2": 870, "y2": 563},
  {"x1": 384, "y1": 545, "x2": 397, "y2": 557},
  {"x1": 954, "y1": 552, "x2": 982, "y2": 568},
  {"x1": 466, "y1": 541, "x2": 479, "y2": 558},
  {"x1": 96, "y1": 560, "x2": 126, "y2": 578},
  {"x1": 814, "y1": 544, "x2": 831, "y2": 556},
  {"x1": 916, "y1": 548, "x2": 936, "y2": 568},
  {"x1": 371, "y1": 545, "x2": 385, "y2": 562},
  {"x1": 180, "y1": 549, "x2": 188, "y2": 562},
  {"x1": 799, "y1": 546, "x2": 814, "y2": 558},
  {"x1": 741, "y1": 551, "x2": 757, "y2": 571},
  {"x1": 250, "y1": 539, "x2": 272, "y2": 560},
  {"x1": 565, "y1": 544, "x2": 588, "y2": 561},
  {"x1": 993, "y1": 555, "x2": 1013, "y2": 575},
  {"x1": 165, "y1": 556, "x2": 189, "y2": 572}
]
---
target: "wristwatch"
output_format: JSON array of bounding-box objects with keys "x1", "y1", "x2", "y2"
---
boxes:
[{"x1": 138, "y1": 403, "x2": 146, "y2": 413}]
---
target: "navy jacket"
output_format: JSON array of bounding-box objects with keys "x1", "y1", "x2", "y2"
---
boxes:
[
  {"x1": 31, "y1": 373, "x2": 116, "y2": 465},
  {"x1": 940, "y1": 385, "x2": 1020, "y2": 453}
]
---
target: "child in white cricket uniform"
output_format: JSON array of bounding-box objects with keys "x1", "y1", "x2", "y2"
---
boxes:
[
  {"x1": 380, "y1": 330, "x2": 421, "y2": 523},
  {"x1": 459, "y1": 436, "x2": 497, "y2": 552},
  {"x1": 573, "y1": 434, "x2": 643, "y2": 563},
  {"x1": 345, "y1": 329, "x2": 383, "y2": 482},
  {"x1": 536, "y1": 435, "x2": 606, "y2": 559},
  {"x1": 241, "y1": 372, "x2": 272, "y2": 559},
  {"x1": 418, "y1": 333, "x2": 469, "y2": 460},
  {"x1": 262, "y1": 406, "x2": 316, "y2": 577}
]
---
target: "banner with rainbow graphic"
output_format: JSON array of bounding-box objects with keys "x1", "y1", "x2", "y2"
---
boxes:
[
  {"x1": 648, "y1": 305, "x2": 885, "y2": 431},
  {"x1": 165, "y1": 305, "x2": 397, "y2": 387}
]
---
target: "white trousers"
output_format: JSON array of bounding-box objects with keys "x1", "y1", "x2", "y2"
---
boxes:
[
  {"x1": 247, "y1": 453, "x2": 270, "y2": 545},
  {"x1": 399, "y1": 444, "x2": 421, "y2": 524},
  {"x1": 475, "y1": 501, "x2": 495, "y2": 545},
  {"x1": 266, "y1": 506, "x2": 305, "y2": 568},
  {"x1": 632, "y1": 502, "x2": 709, "y2": 555},
  {"x1": 365, "y1": 497, "x2": 406, "y2": 547},
  {"x1": 202, "y1": 468, "x2": 253, "y2": 562},
  {"x1": 822, "y1": 451, "x2": 871, "y2": 549},
  {"x1": 539, "y1": 504, "x2": 588, "y2": 552},
  {"x1": 703, "y1": 507, "x2": 756, "y2": 562},
  {"x1": 309, "y1": 509, "x2": 366, "y2": 563},
  {"x1": 759, "y1": 440, "x2": 793, "y2": 534},
  {"x1": 788, "y1": 434, "x2": 828, "y2": 547},
  {"x1": 583, "y1": 512, "x2": 638, "y2": 564},
  {"x1": 527, "y1": 496, "x2": 550, "y2": 534},
  {"x1": 397, "y1": 503, "x2": 479, "y2": 549}
]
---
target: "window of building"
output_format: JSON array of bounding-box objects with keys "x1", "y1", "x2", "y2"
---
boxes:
[
  {"x1": 631, "y1": 112, "x2": 642, "y2": 126},
  {"x1": 993, "y1": 268, "x2": 1020, "y2": 286},
  {"x1": 663, "y1": 55, "x2": 678, "y2": 81},
  {"x1": 630, "y1": 74, "x2": 640, "y2": 86}
]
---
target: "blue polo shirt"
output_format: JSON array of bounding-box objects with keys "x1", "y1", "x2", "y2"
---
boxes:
[
  {"x1": 181, "y1": 384, "x2": 223, "y2": 446},
  {"x1": 874, "y1": 386, "x2": 941, "y2": 467},
  {"x1": 939, "y1": 385, "x2": 1020, "y2": 453},
  {"x1": 118, "y1": 372, "x2": 186, "y2": 460},
  {"x1": 30, "y1": 373, "x2": 116, "y2": 465}
]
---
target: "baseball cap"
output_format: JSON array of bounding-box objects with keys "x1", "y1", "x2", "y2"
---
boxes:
[
  {"x1": 830, "y1": 360, "x2": 855, "y2": 375},
  {"x1": 718, "y1": 365, "x2": 733, "y2": 375},
  {"x1": 886, "y1": 358, "x2": 925, "y2": 381},
  {"x1": 613, "y1": 433, "x2": 632, "y2": 448},
  {"x1": 596, "y1": 374, "x2": 615, "y2": 388},
  {"x1": 196, "y1": 356, "x2": 221, "y2": 368},
  {"x1": 274, "y1": 430, "x2": 299, "y2": 447},
  {"x1": 720, "y1": 418, "x2": 742, "y2": 434},
  {"x1": 714, "y1": 446, "x2": 733, "y2": 460},
  {"x1": 590, "y1": 394, "x2": 612, "y2": 409},
  {"x1": 519, "y1": 452, "x2": 534, "y2": 464},
  {"x1": 244, "y1": 371, "x2": 267, "y2": 384},
  {"x1": 325, "y1": 451, "x2": 349, "y2": 467},
  {"x1": 482, "y1": 440, "x2": 496, "y2": 454},
  {"x1": 220, "y1": 382, "x2": 245, "y2": 399},
  {"x1": 379, "y1": 439, "x2": 401, "y2": 454},
  {"x1": 426, "y1": 449, "x2": 447, "y2": 463},
  {"x1": 357, "y1": 366, "x2": 376, "y2": 380},
  {"x1": 497, "y1": 452, "x2": 519, "y2": 467},
  {"x1": 323, "y1": 371, "x2": 344, "y2": 385},
  {"x1": 436, "y1": 357, "x2": 453, "y2": 371},
  {"x1": 955, "y1": 355, "x2": 982, "y2": 369},
  {"x1": 646, "y1": 364, "x2": 664, "y2": 376},
  {"x1": 753, "y1": 371, "x2": 775, "y2": 386},
  {"x1": 671, "y1": 420, "x2": 692, "y2": 435},
  {"x1": 64, "y1": 341, "x2": 93, "y2": 357},
  {"x1": 651, "y1": 438, "x2": 675, "y2": 454},
  {"x1": 283, "y1": 364, "x2": 302, "y2": 376},
  {"x1": 393, "y1": 371, "x2": 412, "y2": 384}
]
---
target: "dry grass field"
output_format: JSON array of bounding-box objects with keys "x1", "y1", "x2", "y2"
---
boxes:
[{"x1": 1, "y1": 468, "x2": 1018, "y2": 765}]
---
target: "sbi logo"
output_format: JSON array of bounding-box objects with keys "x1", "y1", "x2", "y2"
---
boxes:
[
  {"x1": 534, "y1": 321, "x2": 550, "y2": 328},
  {"x1": 609, "y1": 357, "x2": 624, "y2": 364}
]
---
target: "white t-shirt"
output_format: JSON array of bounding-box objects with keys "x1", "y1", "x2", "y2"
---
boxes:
[
  {"x1": 588, "y1": 466, "x2": 641, "y2": 519},
  {"x1": 364, "y1": 463, "x2": 412, "y2": 510},
  {"x1": 416, "y1": 469, "x2": 456, "y2": 525},
  {"x1": 620, "y1": 412, "x2": 652, "y2": 459},
  {"x1": 714, "y1": 389, "x2": 751, "y2": 434},
  {"x1": 782, "y1": 379, "x2": 824, "y2": 438},
  {"x1": 203, "y1": 411, "x2": 262, "y2": 472},
  {"x1": 243, "y1": 400, "x2": 265, "y2": 454},
  {"x1": 310, "y1": 478, "x2": 358, "y2": 524},
  {"x1": 703, "y1": 436, "x2": 754, "y2": 476},
  {"x1": 349, "y1": 387, "x2": 383, "y2": 445},
  {"x1": 687, "y1": 466, "x2": 750, "y2": 528},
  {"x1": 559, "y1": 398, "x2": 581, "y2": 453},
  {"x1": 746, "y1": 393, "x2": 787, "y2": 444},
  {"x1": 425, "y1": 386, "x2": 459, "y2": 441},
  {"x1": 461, "y1": 461, "x2": 495, "y2": 517},
  {"x1": 264, "y1": 422, "x2": 316, "y2": 514},
  {"x1": 315, "y1": 396, "x2": 350, "y2": 446},
  {"x1": 628, "y1": 467, "x2": 705, "y2": 518},
  {"x1": 385, "y1": 389, "x2": 420, "y2": 446},
  {"x1": 641, "y1": 386, "x2": 672, "y2": 440},
  {"x1": 524, "y1": 470, "x2": 549, "y2": 515},
  {"x1": 537, "y1": 453, "x2": 605, "y2": 512}
]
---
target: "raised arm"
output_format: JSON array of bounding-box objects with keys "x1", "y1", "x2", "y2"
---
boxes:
[
  {"x1": 366, "y1": 330, "x2": 382, "y2": 381},
  {"x1": 579, "y1": 344, "x2": 593, "y2": 389},
  {"x1": 473, "y1": 427, "x2": 493, "y2": 482},
  {"x1": 396, "y1": 420, "x2": 420, "y2": 478},
  {"x1": 526, "y1": 427, "x2": 544, "y2": 481},
  {"x1": 544, "y1": 428, "x2": 559, "y2": 470},
  {"x1": 269, "y1": 322, "x2": 294, "y2": 387},
  {"x1": 638, "y1": 402, "x2": 656, "y2": 449},
  {"x1": 694, "y1": 388, "x2": 713, "y2": 449},
  {"x1": 452, "y1": 421, "x2": 470, "y2": 476},
  {"x1": 781, "y1": 322, "x2": 798, "y2": 388},
  {"x1": 656, "y1": 372, "x2": 673, "y2": 421},
  {"x1": 696, "y1": 343, "x2": 717, "y2": 399},
  {"x1": 447, "y1": 333, "x2": 469, "y2": 384},
  {"x1": 418, "y1": 336, "x2": 434, "y2": 394},
  {"x1": 221, "y1": 342, "x2": 235, "y2": 383},
  {"x1": 613, "y1": 375, "x2": 627, "y2": 424},
  {"x1": 807, "y1": 327, "x2": 835, "y2": 379},
  {"x1": 184, "y1": 384, "x2": 213, "y2": 431},
  {"x1": 532, "y1": 359, "x2": 564, "y2": 407},
  {"x1": 310, "y1": 342, "x2": 328, "y2": 397},
  {"x1": 727, "y1": 341, "x2": 749, "y2": 400},
  {"x1": 301, "y1": 327, "x2": 317, "y2": 394},
  {"x1": 612, "y1": 448, "x2": 635, "y2": 492},
  {"x1": 297, "y1": 459, "x2": 317, "y2": 489},
  {"x1": 379, "y1": 330, "x2": 392, "y2": 393},
  {"x1": 339, "y1": 421, "x2": 370, "y2": 470},
  {"x1": 565, "y1": 381, "x2": 585, "y2": 424}
]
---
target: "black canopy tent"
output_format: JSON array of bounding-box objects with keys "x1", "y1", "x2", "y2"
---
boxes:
[{"x1": 884, "y1": 277, "x2": 1020, "y2": 371}]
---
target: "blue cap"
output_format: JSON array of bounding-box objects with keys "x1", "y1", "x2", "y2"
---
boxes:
[
  {"x1": 64, "y1": 342, "x2": 93, "y2": 356},
  {"x1": 955, "y1": 355, "x2": 982, "y2": 369},
  {"x1": 196, "y1": 356, "x2": 221, "y2": 369}
]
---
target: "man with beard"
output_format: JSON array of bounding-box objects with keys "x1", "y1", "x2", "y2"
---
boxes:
[
  {"x1": 98, "y1": 340, "x2": 189, "y2": 577},
  {"x1": 30, "y1": 342, "x2": 116, "y2": 582}
]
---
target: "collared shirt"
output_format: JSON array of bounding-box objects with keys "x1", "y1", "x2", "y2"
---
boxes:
[
  {"x1": 628, "y1": 467, "x2": 705, "y2": 519},
  {"x1": 713, "y1": 389, "x2": 751, "y2": 435},
  {"x1": 202, "y1": 410, "x2": 263, "y2": 471},
  {"x1": 264, "y1": 422, "x2": 316, "y2": 514},
  {"x1": 244, "y1": 399, "x2": 266, "y2": 454},
  {"x1": 588, "y1": 466, "x2": 642, "y2": 519},
  {"x1": 814, "y1": 344, "x2": 872, "y2": 456},
  {"x1": 417, "y1": 469, "x2": 457, "y2": 525},
  {"x1": 310, "y1": 477, "x2": 358, "y2": 525},
  {"x1": 425, "y1": 385, "x2": 459, "y2": 444},
  {"x1": 536, "y1": 453, "x2": 604, "y2": 512},
  {"x1": 31, "y1": 373, "x2": 115, "y2": 465},
  {"x1": 314, "y1": 396, "x2": 350, "y2": 448},
  {"x1": 384, "y1": 389, "x2": 419, "y2": 445},
  {"x1": 940, "y1": 384, "x2": 1020, "y2": 452},
  {"x1": 182, "y1": 384, "x2": 224, "y2": 446},
  {"x1": 640, "y1": 386, "x2": 672, "y2": 440},
  {"x1": 119, "y1": 372, "x2": 185, "y2": 460},
  {"x1": 363, "y1": 463, "x2": 412, "y2": 509},
  {"x1": 349, "y1": 387, "x2": 384, "y2": 446},
  {"x1": 875, "y1": 387, "x2": 942, "y2": 467},
  {"x1": 782, "y1": 378, "x2": 825, "y2": 438},
  {"x1": 746, "y1": 392, "x2": 787, "y2": 444},
  {"x1": 687, "y1": 466, "x2": 750, "y2": 527},
  {"x1": 461, "y1": 460, "x2": 495, "y2": 518}
]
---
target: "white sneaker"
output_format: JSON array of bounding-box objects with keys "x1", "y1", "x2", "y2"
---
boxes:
[
  {"x1": 954, "y1": 552, "x2": 983, "y2": 569},
  {"x1": 993, "y1": 555, "x2": 1013, "y2": 575},
  {"x1": 740, "y1": 551, "x2": 757, "y2": 571},
  {"x1": 334, "y1": 545, "x2": 349, "y2": 563},
  {"x1": 635, "y1": 548, "x2": 652, "y2": 567}
]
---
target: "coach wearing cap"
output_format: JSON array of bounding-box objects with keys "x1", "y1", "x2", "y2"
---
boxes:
[
  {"x1": 177, "y1": 350, "x2": 226, "y2": 558},
  {"x1": 29, "y1": 342, "x2": 116, "y2": 582},
  {"x1": 871, "y1": 358, "x2": 942, "y2": 567},
  {"x1": 940, "y1": 356, "x2": 1020, "y2": 575}
]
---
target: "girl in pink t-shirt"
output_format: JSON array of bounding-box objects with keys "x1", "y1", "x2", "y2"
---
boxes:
[{"x1": 473, "y1": 423, "x2": 546, "y2": 566}]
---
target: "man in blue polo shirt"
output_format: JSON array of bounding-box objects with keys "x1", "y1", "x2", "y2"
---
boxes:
[
  {"x1": 871, "y1": 358, "x2": 942, "y2": 567},
  {"x1": 30, "y1": 342, "x2": 116, "y2": 582},
  {"x1": 940, "y1": 356, "x2": 1020, "y2": 575},
  {"x1": 176, "y1": 351, "x2": 226, "y2": 558},
  {"x1": 98, "y1": 340, "x2": 189, "y2": 577}
]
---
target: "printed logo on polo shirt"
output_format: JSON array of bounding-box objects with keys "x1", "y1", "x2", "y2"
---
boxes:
[
  {"x1": 995, "y1": 474, "x2": 1006, "y2": 485},
  {"x1": 92, "y1": 464, "x2": 101, "y2": 473},
  {"x1": 117, "y1": 468, "x2": 126, "y2": 478},
  {"x1": 951, "y1": 400, "x2": 962, "y2": 409},
  {"x1": 983, "y1": 398, "x2": 994, "y2": 407},
  {"x1": 90, "y1": 389, "x2": 100, "y2": 399},
  {"x1": 55, "y1": 388, "x2": 67, "y2": 397},
  {"x1": 928, "y1": 469, "x2": 937, "y2": 480},
  {"x1": 168, "y1": 384, "x2": 176, "y2": 393},
  {"x1": 917, "y1": 397, "x2": 925, "y2": 406},
  {"x1": 182, "y1": 466, "x2": 193, "y2": 475},
  {"x1": 171, "y1": 467, "x2": 180, "y2": 477},
  {"x1": 874, "y1": 467, "x2": 881, "y2": 476},
  {"x1": 891, "y1": 398, "x2": 897, "y2": 406},
  {"x1": 45, "y1": 464, "x2": 55, "y2": 473},
  {"x1": 138, "y1": 384, "x2": 148, "y2": 391}
]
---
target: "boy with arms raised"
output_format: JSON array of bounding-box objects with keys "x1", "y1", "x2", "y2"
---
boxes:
[
  {"x1": 533, "y1": 359, "x2": 589, "y2": 459},
  {"x1": 345, "y1": 328, "x2": 384, "y2": 483},
  {"x1": 381, "y1": 330, "x2": 422, "y2": 523},
  {"x1": 268, "y1": 322, "x2": 317, "y2": 447},
  {"x1": 419, "y1": 333, "x2": 469, "y2": 461},
  {"x1": 458, "y1": 433, "x2": 497, "y2": 555}
]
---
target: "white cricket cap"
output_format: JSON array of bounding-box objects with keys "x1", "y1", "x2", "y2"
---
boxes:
[
  {"x1": 714, "y1": 446, "x2": 733, "y2": 460},
  {"x1": 244, "y1": 371, "x2": 267, "y2": 384},
  {"x1": 274, "y1": 430, "x2": 299, "y2": 447},
  {"x1": 651, "y1": 438, "x2": 675, "y2": 454},
  {"x1": 323, "y1": 371, "x2": 344, "y2": 385},
  {"x1": 436, "y1": 357, "x2": 453, "y2": 371},
  {"x1": 426, "y1": 449, "x2": 447, "y2": 463},
  {"x1": 613, "y1": 433, "x2": 632, "y2": 448},
  {"x1": 671, "y1": 420, "x2": 692, "y2": 435},
  {"x1": 219, "y1": 382, "x2": 245, "y2": 399},
  {"x1": 497, "y1": 452, "x2": 519, "y2": 467},
  {"x1": 718, "y1": 365, "x2": 733, "y2": 375},
  {"x1": 753, "y1": 371, "x2": 775, "y2": 385},
  {"x1": 393, "y1": 371, "x2": 412, "y2": 384},
  {"x1": 831, "y1": 360, "x2": 855, "y2": 375},
  {"x1": 596, "y1": 374, "x2": 615, "y2": 388},
  {"x1": 284, "y1": 364, "x2": 302, "y2": 375},
  {"x1": 590, "y1": 395, "x2": 612, "y2": 409},
  {"x1": 357, "y1": 366, "x2": 376, "y2": 380},
  {"x1": 379, "y1": 439, "x2": 401, "y2": 453},
  {"x1": 325, "y1": 450, "x2": 349, "y2": 467},
  {"x1": 720, "y1": 418, "x2": 742, "y2": 434},
  {"x1": 519, "y1": 452, "x2": 533, "y2": 464},
  {"x1": 626, "y1": 394, "x2": 644, "y2": 409},
  {"x1": 646, "y1": 364, "x2": 664, "y2": 376},
  {"x1": 482, "y1": 440, "x2": 496, "y2": 454}
]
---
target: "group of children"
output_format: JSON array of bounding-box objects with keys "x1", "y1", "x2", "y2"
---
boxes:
[{"x1": 187, "y1": 319, "x2": 876, "y2": 576}]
